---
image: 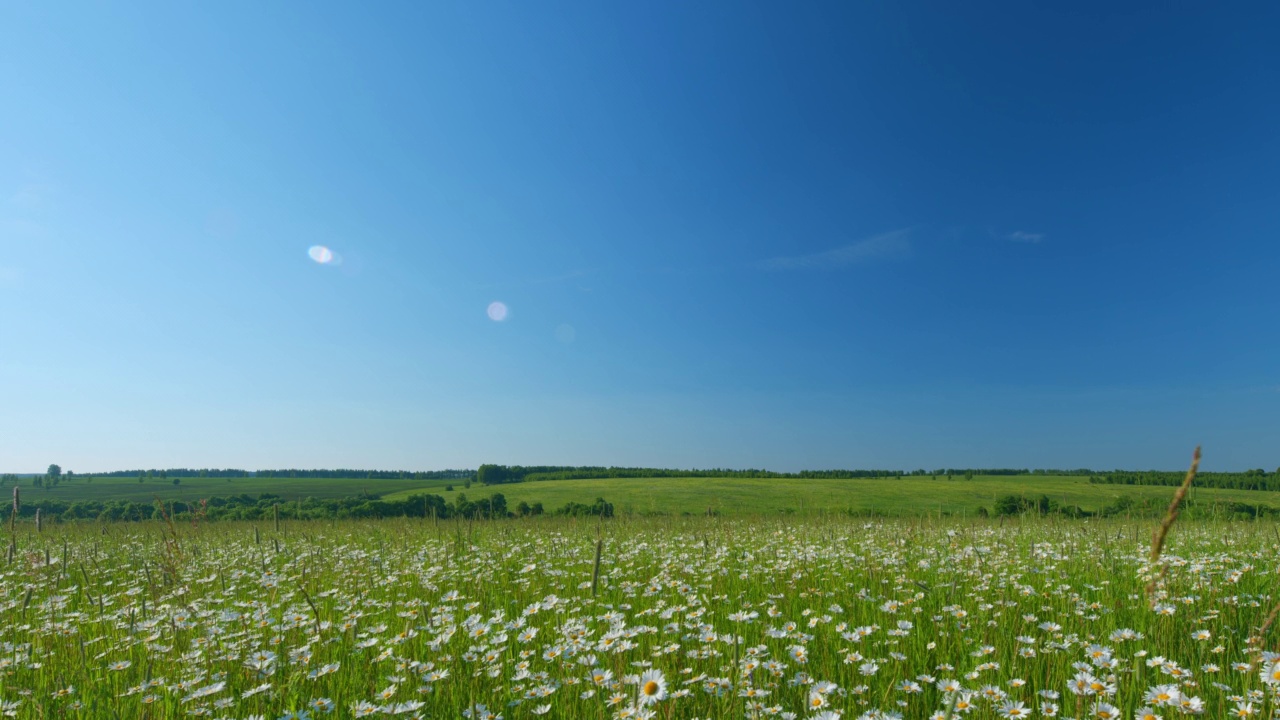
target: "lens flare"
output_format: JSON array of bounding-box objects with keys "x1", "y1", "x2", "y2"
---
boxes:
[
  {"x1": 487, "y1": 301, "x2": 509, "y2": 322},
  {"x1": 555, "y1": 324, "x2": 576, "y2": 343},
  {"x1": 308, "y1": 245, "x2": 335, "y2": 264}
]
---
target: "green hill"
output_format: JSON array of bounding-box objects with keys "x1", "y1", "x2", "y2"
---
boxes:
[{"x1": 383, "y1": 474, "x2": 1277, "y2": 517}]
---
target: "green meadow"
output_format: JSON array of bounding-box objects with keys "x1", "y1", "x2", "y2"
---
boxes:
[
  {"x1": 1, "y1": 514, "x2": 1277, "y2": 719},
  {"x1": 383, "y1": 474, "x2": 1279, "y2": 517},
  {"x1": 15, "y1": 472, "x2": 1279, "y2": 519}
]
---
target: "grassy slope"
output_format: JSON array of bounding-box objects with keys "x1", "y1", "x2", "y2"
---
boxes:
[
  {"x1": 13, "y1": 475, "x2": 459, "y2": 503},
  {"x1": 383, "y1": 474, "x2": 1276, "y2": 516}
]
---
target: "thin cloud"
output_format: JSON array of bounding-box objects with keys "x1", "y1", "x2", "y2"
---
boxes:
[
  {"x1": 1007, "y1": 231, "x2": 1044, "y2": 243},
  {"x1": 760, "y1": 230, "x2": 911, "y2": 271}
]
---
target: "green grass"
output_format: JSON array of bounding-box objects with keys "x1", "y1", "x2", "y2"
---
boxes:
[
  {"x1": 13, "y1": 475, "x2": 459, "y2": 503},
  {"x1": 383, "y1": 474, "x2": 1279, "y2": 516},
  {"x1": 1, "y1": 515, "x2": 1276, "y2": 718}
]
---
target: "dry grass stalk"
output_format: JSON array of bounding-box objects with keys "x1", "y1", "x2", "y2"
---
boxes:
[
  {"x1": 590, "y1": 537, "x2": 604, "y2": 596},
  {"x1": 1145, "y1": 446, "x2": 1200, "y2": 603},
  {"x1": 1249, "y1": 600, "x2": 1280, "y2": 666}
]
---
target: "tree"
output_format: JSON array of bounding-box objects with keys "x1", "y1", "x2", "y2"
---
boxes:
[
  {"x1": 172, "y1": 478, "x2": 181, "y2": 486},
  {"x1": 477, "y1": 464, "x2": 511, "y2": 485},
  {"x1": 47, "y1": 464, "x2": 61, "y2": 480}
]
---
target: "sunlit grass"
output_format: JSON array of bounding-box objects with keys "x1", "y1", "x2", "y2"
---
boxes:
[
  {"x1": 382, "y1": 474, "x2": 1278, "y2": 518},
  {"x1": 1, "y1": 513, "x2": 1277, "y2": 718}
]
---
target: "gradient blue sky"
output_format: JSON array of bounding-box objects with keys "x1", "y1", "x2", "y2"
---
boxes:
[{"x1": 3, "y1": 2, "x2": 1277, "y2": 473}]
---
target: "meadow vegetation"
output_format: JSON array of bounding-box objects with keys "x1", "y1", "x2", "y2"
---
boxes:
[
  {"x1": 0, "y1": 509, "x2": 1278, "y2": 719},
  {"x1": 3, "y1": 456, "x2": 1279, "y2": 718},
  {"x1": 384, "y1": 475, "x2": 1280, "y2": 521}
]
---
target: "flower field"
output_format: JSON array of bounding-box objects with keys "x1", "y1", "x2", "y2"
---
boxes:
[{"x1": 1, "y1": 515, "x2": 1278, "y2": 719}]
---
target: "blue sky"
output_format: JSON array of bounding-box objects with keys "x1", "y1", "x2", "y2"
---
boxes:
[{"x1": 2, "y1": 2, "x2": 1277, "y2": 472}]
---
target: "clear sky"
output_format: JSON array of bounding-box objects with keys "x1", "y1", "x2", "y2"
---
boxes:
[{"x1": 2, "y1": 2, "x2": 1277, "y2": 473}]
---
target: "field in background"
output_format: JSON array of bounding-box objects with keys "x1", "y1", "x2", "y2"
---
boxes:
[
  {"x1": 382, "y1": 474, "x2": 1277, "y2": 516},
  {"x1": 14, "y1": 473, "x2": 1277, "y2": 517}
]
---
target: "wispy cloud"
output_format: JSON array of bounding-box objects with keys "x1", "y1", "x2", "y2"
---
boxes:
[
  {"x1": 1007, "y1": 230, "x2": 1044, "y2": 243},
  {"x1": 759, "y1": 230, "x2": 910, "y2": 271}
]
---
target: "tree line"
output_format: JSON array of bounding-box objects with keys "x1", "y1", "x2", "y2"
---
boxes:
[
  {"x1": 72, "y1": 468, "x2": 475, "y2": 480},
  {"x1": 989, "y1": 492, "x2": 1278, "y2": 519},
  {"x1": 1088, "y1": 469, "x2": 1280, "y2": 492},
  {"x1": 474, "y1": 464, "x2": 1108, "y2": 485}
]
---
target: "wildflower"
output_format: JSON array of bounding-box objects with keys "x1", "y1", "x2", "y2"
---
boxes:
[
  {"x1": 999, "y1": 700, "x2": 1030, "y2": 718},
  {"x1": 1094, "y1": 703, "x2": 1120, "y2": 719},
  {"x1": 1175, "y1": 695, "x2": 1204, "y2": 714},
  {"x1": 1143, "y1": 685, "x2": 1180, "y2": 707},
  {"x1": 1068, "y1": 672, "x2": 1097, "y2": 696},
  {"x1": 636, "y1": 669, "x2": 667, "y2": 705},
  {"x1": 936, "y1": 679, "x2": 962, "y2": 693},
  {"x1": 1260, "y1": 661, "x2": 1280, "y2": 686}
]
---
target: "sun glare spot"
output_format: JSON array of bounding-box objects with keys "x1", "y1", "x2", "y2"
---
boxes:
[
  {"x1": 555, "y1": 323, "x2": 576, "y2": 343},
  {"x1": 487, "y1": 301, "x2": 509, "y2": 322},
  {"x1": 308, "y1": 245, "x2": 335, "y2": 264}
]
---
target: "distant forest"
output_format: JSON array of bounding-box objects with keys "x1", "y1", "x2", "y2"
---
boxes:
[
  {"x1": 479, "y1": 465, "x2": 1109, "y2": 483},
  {"x1": 76, "y1": 468, "x2": 474, "y2": 479},
  {"x1": 1089, "y1": 468, "x2": 1279, "y2": 492},
  {"x1": 6, "y1": 464, "x2": 1276, "y2": 493}
]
